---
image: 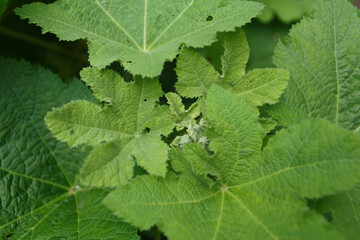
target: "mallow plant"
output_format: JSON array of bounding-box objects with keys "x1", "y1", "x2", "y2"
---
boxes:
[{"x1": 0, "y1": 0, "x2": 359, "y2": 239}]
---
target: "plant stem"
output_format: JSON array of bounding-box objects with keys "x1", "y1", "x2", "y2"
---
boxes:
[{"x1": 0, "y1": 26, "x2": 88, "y2": 62}]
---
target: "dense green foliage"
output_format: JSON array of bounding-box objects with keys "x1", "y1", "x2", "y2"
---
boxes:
[
  {"x1": 0, "y1": 58, "x2": 138, "y2": 239},
  {"x1": 1, "y1": 0, "x2": 360, "y2": 239}
]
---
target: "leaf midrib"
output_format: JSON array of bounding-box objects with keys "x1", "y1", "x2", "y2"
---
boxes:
[
  {"x1": 332, "y1": 0, "x2": 340, "y2": 125},
  {"x1": 0, "y1": 167, "x2": 69, "y2": 190},
  {"x1": 52, "y1": 118, "x2": 135, "y2": 138},
  {"x1": 346, "y1": 190, "x2": 360, "y2": 227},
  {"x1": 147, "y1": 0, "x2": 194, "y2": 50},
  {"x1": 235, "y1": 74, "x2": 285, "y2": 97},
  {"x1": 1, "y1": 188, "x2": 94, "y2": 238},
  {"x1": 225, "y1": 190, "x2": 279, "y2": 240},
  {"x1": 18, "y1": 198, "x2": 65, "y2": 239},
  {"x1": 23, "y1": 1, "x2": 260, "y2": 57},
  {"x1": 93, "y1": 0, "x2": 142, "y2": 51},
  {"x1": 0, "y1": 193, "x2": 68, "y2": 230},
  {"x1": 228, "y1": 158, "x2": 358, "y2": 190}
]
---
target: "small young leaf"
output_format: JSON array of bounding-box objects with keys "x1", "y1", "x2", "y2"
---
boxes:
[
  {"x1": 170, "y1": 143, "x2": 220, "y2": 186},
  {"x1": 176, "y1": 30, "x2": 289, "y2": 106},
  {"x1": 46, "y1": 68, "x2": 175, "y2": 185},
  {"x1": 166, "y1": 92, "x2": 201, "y2": 130},
  {"x1": 259, "y1": 117, "x2": 277, "y2": 134}
]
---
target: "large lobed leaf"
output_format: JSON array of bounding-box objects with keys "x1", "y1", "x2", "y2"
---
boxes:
[
  {"x1": 268, "y1": 0, "x2": 360, "y2": 133},
  {"x1": 175, "y1": 30, "x2": 289, "y2": 106},
  {"x1": 15, "y1": 0, "x2": 263, "y2": 77},
  {"x1": 266, "y1": 0, "x2": 360, "y2": 238},
  {"x1": 0, "y1": 58, "x2": 138, "y2": 239},
  {"x1": 46, "y1": 68, "x2": 175, "y2": 187},
  {"x1": 104, "y1": 86, "x2": 360, "y2": 240}
]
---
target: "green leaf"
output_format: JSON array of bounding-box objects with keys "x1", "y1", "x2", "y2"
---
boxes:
[
  {"x1": 104, "y1": 86, "x2": 360, "y2": 240},
  {"x1": 243, "y1": 20, "x2": 290, "y2": 69},
  {"x1": 15, "y1": 0, "x2": 263, "y2": 77},
  {"x1": 254, "y1": 0, "x2": 318, "y2": 23},
  {"x1": 268, "y1": 0, "x2": 360, "y2": 133},
  {"x1": 259, "y1": 117, "x2": 277, "y2": 134},
  {"x1": 175, "y1": 30, "x2": 289, "y2": 106},
  {"x1": 316, "y1": 184, "x2": 360, "y2": 240},
  {"x1": 254, "y1": 0, "x2": 355, "y2": 23},
  {"x1": 165, "y1": 92, "x2": 201, "y2": 130},
  {"x1": 170, "y1": 143, "x2": 220, "y2": 186},
  {"x1": 0, "y1": 58, "x2": 138, "y2": 240},
  {"x1": 0, "y1": 0, "x2": 8, "y2": 18},
  {"x1": 195, "y1": 21, "x2": 290, "y2": 71},
  {"x1": 46, "y1": 67, "x2": 175, "y2": 186},
  {"x1": 267, "y1": 1, "x2": 360, "y2": 237}
]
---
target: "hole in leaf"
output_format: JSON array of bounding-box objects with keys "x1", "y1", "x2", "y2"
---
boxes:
[
  {"x1": 138, "y1": 227, "x2": 166, "y2": 240},
  {"x1": 126, "y1": 39, "x2": 130, "y2": 43},
  {"x1": 178, "y1": 43, "x2": 185, "y2": 50},
  {"x1": 207, "y1": 173, "x2": 218, "y2": 182},
  {"x1": 323, "y1": 211, "x2": 333, "y2": 222},
  {"x1": 145, "y1": 127, "x2": 150, "y2": 133},
  {"x1": 70, "y1": 129, "x2": 74, "y2": 135},
  {"x1": 144, "y1": 99, "x2": 147, "y2": 102},
  {"x1": 52, "y1": 217, "x2": 60, "y2": 224},
  {"x1": 206, "y1": 15, "x2": 213, "y2": 21},
  {"x1": 126, "y1": 61, "x2": 133, "y2": 64},
  {"x1": 133, "y1": 164, "x2": 147, "y2": 177}
]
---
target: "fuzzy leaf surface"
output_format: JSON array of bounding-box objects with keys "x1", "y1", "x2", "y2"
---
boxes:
[
  {"x1": 166, "y1": 92, "x2": 201, "y2": 130},
  {"x1": 16, "y1": 0, "x2": 263, "y2": 77},
  {"x1": 104, "y1": 86, "x2": 360, "y2": 240},
  {"x1": 176, "y1": 30, "x2": 289, "y2": 106},
  {"x1": 0, "y1": 58, "x2": 138, "y2": 240},
  {"x1": 46, "y1": 68, "x2": 175, "y2": 186},
  {"x1": 268, "y1": 0, "x2": 360, "y2": 133},
  {"x1": 267, "y1": 1, "x2": 360, "y2": 237}
]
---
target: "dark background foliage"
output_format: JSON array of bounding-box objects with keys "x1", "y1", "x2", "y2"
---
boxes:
[{"x1": 0, "y1": 0, "x2": 359, "y2": 239}]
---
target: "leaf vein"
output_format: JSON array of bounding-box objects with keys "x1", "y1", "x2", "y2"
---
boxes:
[
  {"x1": 148, "y1": 0, "x2": 194, "y2": 49},
  {"x1": 226, "y1": 190, "x2": 279, "y2": 240},
  {"x1": 93, "y1": 0, "x2": 142, "y2": 51}
]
